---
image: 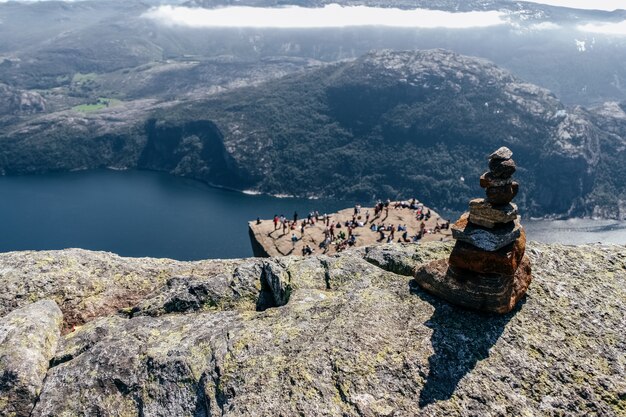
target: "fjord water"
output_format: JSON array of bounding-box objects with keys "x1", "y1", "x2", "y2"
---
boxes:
[
  {"x1": 0, "y1": 170, "x2": 624, "y2": 260},
  {"x1": 0, "y1": 170, "x2": 347, "y2": 260}
]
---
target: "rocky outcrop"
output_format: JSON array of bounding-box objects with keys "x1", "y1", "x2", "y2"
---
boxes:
[
  {"x1": 415, "y1": 147, "x2": 532, "y2": 314},
  {"x1": 0, "y1": 84, "x2": 46, "y2": 116},
  {"x1": 248, "y1": 202, "x2": 452, "y2": 258},
  {"x1": 0, "y1": 242, "x2": 624, "y2": 416},
  {"x1": 0, "y1": 300, "x2": 62, "y2": 417}
]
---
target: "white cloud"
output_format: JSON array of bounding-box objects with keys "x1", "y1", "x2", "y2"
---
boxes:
[
  {"x1": 578, "y1": 20, "x2": 626, "y2": 35},
  {"x1": 521, "y1": 0, "x2": 625, "y2": 12},
  {"x1": 530, "y1": 22, "x2": 561, "y2": 30},
  {"x1": 142, "y1": 5, "x2": 507, "y2": 29}
]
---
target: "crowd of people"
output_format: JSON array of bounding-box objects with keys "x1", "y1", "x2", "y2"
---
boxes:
[{"x1": 265, "y1": 198, "x2": 450, "y2": 256}]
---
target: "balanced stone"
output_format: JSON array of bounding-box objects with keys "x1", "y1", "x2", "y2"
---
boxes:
[
  {"x1": 489, "y1": 146, "x2": 513, "y2": 161},
  {"x1": 488, "y1": 158, "x2": 516, "y2": 179},
  {"x1": 449, "y1": 229, "x2": 526, "y2": 276},
  {"x1": 451, "y1": 213, "x2": 522, "y2": 251},
  {"x1": 486, "y1": 182, "x2": 519, "y2": 205},
  {"x1": 413, "y1": 254, "x2": 532, "y2": 314},
  {"x1": 480, "y1": 172, "x2": 512, "y2": 188},
  {"x1": 413, "y1": 146, "x2": 531, "y2": 314},
  {"x1": 469, "y1": 198, "x2": 518, "y2": 228}
]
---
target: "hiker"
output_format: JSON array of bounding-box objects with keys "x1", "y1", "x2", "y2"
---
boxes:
[
  {"x1": 291, "y1": 233, "x2": 298, "y2": 248},
  {"x1": 330, "y1": 224, "x2": 335, "y2": 239},
  {"x1": 294, "y1": 211, "x2": 298, "y2": 223},
  {"x1": 273, "y1": 215, "x2": 279, "y2": 230},
  {"x1": 365, "y1": 210, "x2": 370, "y2": 224}
]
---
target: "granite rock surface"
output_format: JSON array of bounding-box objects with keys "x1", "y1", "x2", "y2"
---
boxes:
[
  {"x1": 0, "y1": 243, "x2": 623, "y2": 416},
  {"x1": 0, "y1": 300, "x2": 62, "y2": 417}
]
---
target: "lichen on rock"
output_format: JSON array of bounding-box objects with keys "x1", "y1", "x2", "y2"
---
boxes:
[{"x1": 0, "y1": 242, "x2": 623, "y2": 416}]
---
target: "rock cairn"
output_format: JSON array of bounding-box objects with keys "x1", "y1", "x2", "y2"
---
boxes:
[{"x1": 414, "y1": 147, "x2": 532, "y2": 314}]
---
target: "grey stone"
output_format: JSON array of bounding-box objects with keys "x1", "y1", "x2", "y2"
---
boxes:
[
  {"x1": 488, "y1": 158, "x2": 517, "y2": 179},
  {"x1": 452, "y1": 213, "x2": 522, "y2": 251},
  {"x1": 0, "y1": 300, "x2": 63, "y2": 417},
  {"x1": 489, "y1": 146, "x2": 513, "y2": 161},
  {"x1": 0, "y1": 244, "x2": 620, "y2": 417}
]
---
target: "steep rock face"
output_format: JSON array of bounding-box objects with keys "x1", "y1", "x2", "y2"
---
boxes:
[
  {"x1": 0, "y1": 84, "x2": 46, "y2": 116},
  {"x1": 0, "y1": 300, "x2": 62, "y2": 417},
  {"x1": 0, "y1": 242, "x2": 624, "y2": 416},
  {"x1": 139, "y1": 119, "x2": 255, "y2": 189}
]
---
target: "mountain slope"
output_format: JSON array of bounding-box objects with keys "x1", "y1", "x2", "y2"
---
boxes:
[
  {"x1": 162, "y1": 49, "x2": 616, "y2": 217},
  {"x1": 1, "y1": 49, "x2": 625, "y2": 218}
]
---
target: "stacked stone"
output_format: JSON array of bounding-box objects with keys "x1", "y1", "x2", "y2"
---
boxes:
[
  {"x1": 450, "y1": 146, "x2": 525, "y2": 277},
  {"x1": 413, "y1": 146, "x2": 532, "y2": 314}
]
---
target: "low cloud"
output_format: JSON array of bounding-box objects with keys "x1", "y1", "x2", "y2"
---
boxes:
[
  {"x1": 521, "y1": 0, "x2": 625, "y2": 11},
  {"x1": 530, "y1": 22, "x2": 561, "y2": 30},
  {"x1": 578, "y1": 20, "x2": 626, "y2": 35},
  {"x1": 142, "y1": 5, "x2": 507, "y2": 29}
]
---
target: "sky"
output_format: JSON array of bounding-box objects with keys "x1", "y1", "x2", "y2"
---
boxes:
[{"x1": 0, "y1": 0, "x2": 623, "y2": 10}]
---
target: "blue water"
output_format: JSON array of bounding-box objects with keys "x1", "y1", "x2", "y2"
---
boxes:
[
  {"x1": 0, "y1": 170, "x2": 624, "y2": 260},
  {"x1": 0, "y1": 170, "x2": 346, "y2": 260}
]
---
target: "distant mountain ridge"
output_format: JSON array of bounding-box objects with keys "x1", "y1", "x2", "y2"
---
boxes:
[{"x1": 2, "y1": 49, "x2": 625, "y2": 218}]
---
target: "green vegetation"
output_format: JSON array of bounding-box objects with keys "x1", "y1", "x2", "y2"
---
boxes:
[
  {"x1": 72, "y1": 97, "x2": 121, "y2": 113},
  {"x1": 71, "y1": 72, "x2": 98, "y2": 85}
]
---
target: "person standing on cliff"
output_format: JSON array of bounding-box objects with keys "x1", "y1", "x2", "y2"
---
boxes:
[
  {"x1": 293, "y1": 211, "x2": 298, "y2": 223},
  {"x1": 273, "y1": 215, "x2": 279, "y2": 230}
]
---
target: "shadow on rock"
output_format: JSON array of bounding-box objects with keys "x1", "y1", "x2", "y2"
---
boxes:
[{"x1": 409, "y1": 279, "x2": 523, "y2": 408}]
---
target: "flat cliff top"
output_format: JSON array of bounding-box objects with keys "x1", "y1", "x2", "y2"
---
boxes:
[
  {"x1": 0, "y1": 242, "x2": 624, "y2": 416},
  {"x1": 249, "y1": 202, "x2": 452, "y2": 257}
]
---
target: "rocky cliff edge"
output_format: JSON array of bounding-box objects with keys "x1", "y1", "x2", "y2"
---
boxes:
[{"x1": 0, "y1": 242, "x2": 624, "y2": 416}]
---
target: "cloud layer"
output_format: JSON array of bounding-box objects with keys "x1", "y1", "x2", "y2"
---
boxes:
[
  {"x1": 142, "y1": 5, "x2": 507, "y2": 29},
  {"x1": 578, "y1": 20, "x2": 626, "y2": 35}
]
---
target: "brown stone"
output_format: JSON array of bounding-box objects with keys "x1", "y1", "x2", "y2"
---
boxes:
[
  {"x1": 488, "y1": 158, "x2": 516, "y2": 178},
  {"x1": 486, "y1": 182, "x2": 519, "y2": 205},
  {"x1": 468, "y1": 198, "x2": 518, "y2": 228},
  {"x1": 413, "y1": 254, "x2": 532, "y2": 314},
  {"x1": 480, "y1": 172, "x2": 512, "y2": 189},
  {"x1": 449, "y1": 229, "x2": 526, "y2": 276}
]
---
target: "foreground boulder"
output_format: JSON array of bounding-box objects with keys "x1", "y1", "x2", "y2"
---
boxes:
[
  {"x1": 415, "y1": 147, "x2": 532, "y2": 314},
  {"x1": 0, "y1": 300, "x2": 63, "y2": 417},
  {"x1": 0, "y1": 242, "x2": 623, "y2": 416}
]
